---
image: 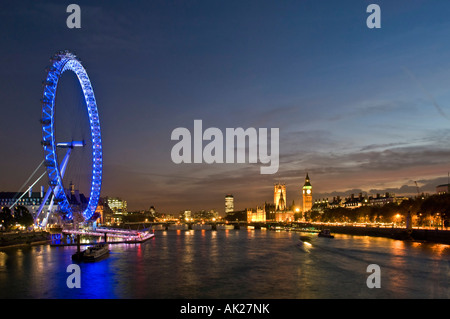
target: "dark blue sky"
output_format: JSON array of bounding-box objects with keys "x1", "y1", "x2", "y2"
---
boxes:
[{"x1": 2, "y1": 0, "x2": 450, "y2": 214}]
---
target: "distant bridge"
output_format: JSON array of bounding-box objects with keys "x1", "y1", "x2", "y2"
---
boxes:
[{"x1": 122, "y1": 221, "x2": 303, "y2": 230}]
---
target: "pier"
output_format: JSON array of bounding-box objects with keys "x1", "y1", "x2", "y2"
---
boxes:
[{"x1": 50, "y1": 227, "x2": 154, "y2": 246}]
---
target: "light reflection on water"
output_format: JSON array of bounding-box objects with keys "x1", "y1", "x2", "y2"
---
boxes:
[{"x1": 0, "y1": 230, "x2": 448, "y2": 299}]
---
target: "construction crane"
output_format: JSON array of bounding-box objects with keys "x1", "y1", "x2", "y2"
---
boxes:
[
  {"x1": 414, "y1": 181, "x2": 424, "y2": 199},
  {"x1": 414, "y1": 181, "x2": 420, "y2": 196}
]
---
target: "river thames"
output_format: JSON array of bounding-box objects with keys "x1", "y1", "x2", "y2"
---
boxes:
[{"x1": 0, "y1": 229, "x2": 448, "y2": 299}]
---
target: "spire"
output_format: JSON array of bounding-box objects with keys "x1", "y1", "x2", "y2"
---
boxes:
[
  {"x1": 278, "y1": 188, "x2": 286, "y2": 210},
  {"x1": 304, "y1": 173, "x2": 311, "y2": 187}
]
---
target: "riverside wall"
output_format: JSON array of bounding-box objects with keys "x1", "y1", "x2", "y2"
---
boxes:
[
  {"x1": 315, "y1": 225, "x2": 450, "y2": 244},
  {"x1": 0, "y1": 231, "x2": 51, "y2": 248}
]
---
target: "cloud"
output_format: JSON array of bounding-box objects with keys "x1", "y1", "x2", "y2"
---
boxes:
[
  {"x1": 314, "y1": 175, "x2": 449, "y2": 201},
  {"x1": 402, "y1": 66, "x2": 450, "y2": 121},
  {"x1": 359, "y1": 142, "x2": 409, "y2": 152},
  {"x1": 326, "y1": 98, "x2": 418, "y2": 123}
]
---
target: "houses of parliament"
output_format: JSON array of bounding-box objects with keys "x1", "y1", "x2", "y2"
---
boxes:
[{"x1": 225, "y1": 173, "x2": 313, "y2": 223}]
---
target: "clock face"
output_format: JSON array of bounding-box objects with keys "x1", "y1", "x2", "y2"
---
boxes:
[{"x1": 306, "y1": 189, "x2": 311, "y2": 194}]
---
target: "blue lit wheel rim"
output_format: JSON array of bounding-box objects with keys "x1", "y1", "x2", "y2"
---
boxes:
[{"x1": 41, "y1": 50, "x2": 102, "y2": 220}]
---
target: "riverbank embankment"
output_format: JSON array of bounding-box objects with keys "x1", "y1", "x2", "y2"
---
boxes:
[
  {"x1": 314, "y1": 225, "x2": 450, "y2": 244},
  {"x1": 0, "y1": 231, "x2": 51, "y2": 249}
]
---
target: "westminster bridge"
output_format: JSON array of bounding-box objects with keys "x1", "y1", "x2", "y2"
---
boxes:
[{"x1": 120, "y1": 221, "x2": 450, "y2": 244}]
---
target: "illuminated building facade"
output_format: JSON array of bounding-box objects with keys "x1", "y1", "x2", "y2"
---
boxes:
[
  {"x1": 275, "y1": 210, "x2": 294, "y2": 222},
  {"x1": 274, "y1": 183, "x2": 286, "y2": 211},
  {"x1": 94, "y1": 197, "x2": 115, "y2": 225},
  {"x1": 0, "y1": 185, "x2": 87, "y2": 223},
  {"x1": 225, "y1": 194, "x2": 234, "y2": 213},
  {"x1": 106, "y1": 197, "x2": 127, "y2": 215},
  {"x1": 247, "y1": 207, "x2": 266, "y2": 222},
  {"x1": 94, "y1": 200, "x2": 105, "y2": 224},
  {"x1": 0, "y1": 188, "x2": 55, "y2": 217}
]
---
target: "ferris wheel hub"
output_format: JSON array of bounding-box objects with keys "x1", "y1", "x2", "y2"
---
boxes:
[{"x1": 56, "y1": 141, "x2": 86, "y2": 148}]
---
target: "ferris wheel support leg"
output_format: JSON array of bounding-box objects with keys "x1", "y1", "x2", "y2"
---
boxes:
[
  {"x1": 58, "y1": 147, "x2": 73, "y2": 178},
  {"x1": 40, "y1": 193, "x2": 56, "y2": 228},
  {"x1": 35, "y1": 185, "x2": 53, "y2": 225},
  {"x1": 35, "y1": 148, "x2": 73, "y2": 227}
]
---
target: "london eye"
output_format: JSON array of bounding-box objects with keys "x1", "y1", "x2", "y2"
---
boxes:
[{"x1": 36, "y1": 50, "x2": 102, "y2": 226}]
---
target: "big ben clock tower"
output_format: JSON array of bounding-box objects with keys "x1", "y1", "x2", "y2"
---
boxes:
[{"x1": 302, "y1": 173, "x2": 313, "y2": 216}]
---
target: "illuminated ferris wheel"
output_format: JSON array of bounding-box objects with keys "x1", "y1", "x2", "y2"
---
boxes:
[{"x1": 36, "y1": 50, "x2": 102, "y2": 226}]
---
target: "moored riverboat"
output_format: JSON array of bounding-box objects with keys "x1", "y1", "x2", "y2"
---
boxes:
[
  {"x1": 72, "y1": 243, "x2": 109, "y2": 261},
  {"x1": 318, "y1": 229, "x2": 334, "y2": 238}
]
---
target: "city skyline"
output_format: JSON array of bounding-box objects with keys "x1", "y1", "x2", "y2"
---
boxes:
[{"x1": 2, "y1": 1, "x2": 450, "y2": 214}]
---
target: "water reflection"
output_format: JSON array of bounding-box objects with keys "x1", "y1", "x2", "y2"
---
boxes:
[
  {"x1": 0, "y1": 230, "x2": 448, "y2": 298},
  {"x1": 429, "y1": 243, "x2": 450, "y2": 257},
  {"x1": 0, "y1": 251, "x2": 7, "y2": 269}
]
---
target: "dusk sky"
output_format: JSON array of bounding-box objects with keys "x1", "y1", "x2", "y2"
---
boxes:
[{"x1": 2, "y1": 0, "x2": 450, "y2": 214}]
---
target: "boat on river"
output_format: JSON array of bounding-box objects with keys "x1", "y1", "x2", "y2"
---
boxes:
[
  {"x1": 72, "y1": 243, "x2": 109, "y2": 261},
  {"x1": 299, "y1": 235, "x2": 312, "y2": 242},
  {"x1": 318, "y1": 229, "x2": 334, "y2": 238}
]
